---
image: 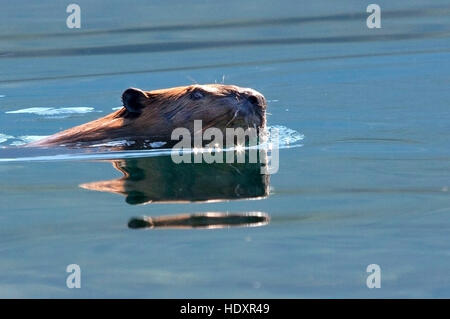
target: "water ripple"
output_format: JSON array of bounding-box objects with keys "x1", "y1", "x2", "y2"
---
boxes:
[
  {"x1": 3, "y1": 48, "x2": 449, "y2": 84},
  {"x1": 0, "y1": 125, "x2": 304, "y2": 162},
  {"x1": 0, "y1": 7, "x2": 448, "y2": 41},
  {"x1": 1, "y1": 32, "x2": 449, "y2": 59}
]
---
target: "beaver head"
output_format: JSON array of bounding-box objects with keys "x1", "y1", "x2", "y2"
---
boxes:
[
  {"x1": 28, "y1": 84, "x2": 267, "y2": 148},
  {"x1": 119, "y1": 84, "x2": 266, "y2": 137}
]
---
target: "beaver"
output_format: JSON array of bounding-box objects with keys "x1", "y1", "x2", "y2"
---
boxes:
[{"x1": 27, "y1": 84, "x2": 267, "y2": 148}]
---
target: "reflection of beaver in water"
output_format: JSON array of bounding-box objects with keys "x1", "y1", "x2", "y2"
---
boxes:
[
  {"x1": 28, "y1": 84, "x2": 266, "y2": 148},
  {"x1": 81, "y1": 156, "x2": 269, "y2": 205}
]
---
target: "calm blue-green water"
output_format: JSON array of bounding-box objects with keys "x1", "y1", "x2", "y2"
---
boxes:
[{"x1": 0, "y1": 0, "x2": 449, "y2": 298}]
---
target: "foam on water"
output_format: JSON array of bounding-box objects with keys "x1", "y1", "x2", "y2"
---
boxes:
[
  {"x1": 9, "y1": 135, "x2": 49, "y2": 146},
  {"x1": 0, "y1": 133, "x2": 14, "y2": 144},
  {"x1": 0, "y1": 134, "x2": 49, "y2": 146},
  {"x1": 148, "y1": 141, "x2": 167, "y2": 148},
  {"x1": 5, "y1": 107, "x2": 96, "y2": 116},
  {"x1": 267, "y1": 125, "x2": 304, "y2": 145},
  {"x1": 89, "y1": 140, "x2": 136, "y2": 148},
  {"x1": 88, "y1": 140, "x2": 167, "y2": 149}
]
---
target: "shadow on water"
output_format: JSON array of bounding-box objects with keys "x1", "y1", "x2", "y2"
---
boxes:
[
  {"x1": 0, "y1": 144, "x2": 277, "y2": 230},
  {"x1": 80, "y1": 154, "x2": 269, "y2": 205},
  {"x1": 128, "y1": 212, "x2": 270, "y2": 230},
  {"x1": 0, "y1": 147, "x2": 273, "y2": 229},
  {"x1": 80, "y1": 153, "x2": 271, "y2": 229}
]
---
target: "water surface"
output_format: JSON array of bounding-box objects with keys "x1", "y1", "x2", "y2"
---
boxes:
[{"x1": 0, "y1": 0, "x2": 449, "y2": 298}]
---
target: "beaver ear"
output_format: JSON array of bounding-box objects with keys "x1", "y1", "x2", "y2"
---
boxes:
[{"x1": 122, "y1": 88, "x2": 148, "y2": 113}]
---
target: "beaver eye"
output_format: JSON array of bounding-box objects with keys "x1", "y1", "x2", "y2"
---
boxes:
[{"x1": 190, "y1": 90, "x2": 205, "y2": 100}]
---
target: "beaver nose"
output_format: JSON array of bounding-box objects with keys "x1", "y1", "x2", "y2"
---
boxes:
[{"x1": 243, "y1": 90, "x2": 266, "y2": 108}]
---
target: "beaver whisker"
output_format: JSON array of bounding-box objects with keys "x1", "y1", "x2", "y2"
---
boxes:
[{"x1": 225, "y1": 109, "x2": 239, "y2": 127}]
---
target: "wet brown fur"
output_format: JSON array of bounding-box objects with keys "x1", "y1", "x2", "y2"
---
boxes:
[{"x1": 28, "y1": 84, "x2": 266, "y2": 148}]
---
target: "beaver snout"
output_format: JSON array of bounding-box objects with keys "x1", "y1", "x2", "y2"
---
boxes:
[
  {"x1": 234, "y1": 88, "x2": 266, "y2": 110},
  {"x1": 233, "y1": 89, "x2": 266, "y2": 124},
  {"x1": 243, "y1": 89, "x2": 267, "y2": 109}
]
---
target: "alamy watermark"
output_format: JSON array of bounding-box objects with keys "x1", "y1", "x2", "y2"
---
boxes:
[
  {"x1": 366, "y1": 4, "x2": 381, "y2": 29},
  {"x1": 66, "y1": 264, "x2": 81, "y2": 288},
  {"x1": 366, "y1": 264, "x2": 381, "y2": 288},
  {"x1": 170, "y1": 120, "x2": 279, "y2": 174},
  {"x1": 66, "y1": 4, "x2": 81, "y2": 29}
]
